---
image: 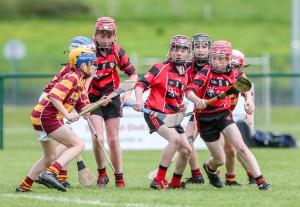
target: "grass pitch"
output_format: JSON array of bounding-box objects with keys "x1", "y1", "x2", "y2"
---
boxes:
[{"x1": 1, "y1": 142, "x2": 300, "y2": 207}]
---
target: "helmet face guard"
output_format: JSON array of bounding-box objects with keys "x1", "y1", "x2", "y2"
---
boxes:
[
  {"x1": 94, "y1": 17, "x2": 117, "y2": 49},
  {"x1": 69, "y1": 36, "x2": 95, "y2": 52},
  {"x1": 168, "y1": 35, "x2": 192, "y2": 66},
  {"x1": 231, "y1": 49, "x2": 245, "y2": 70},
  {"x1": 209, "y1": 40, "x2": 232, "y2": 73},
  {"x1": 192, "y1": 33, "x2": 211, "y2": 64},
  {"x1": 69, "y1": 48, "x2": 96, "y2": 77}
]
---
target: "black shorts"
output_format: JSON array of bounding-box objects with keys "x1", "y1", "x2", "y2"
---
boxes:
[
  {"x1": 189, "y1": 114, "x2": 194, "y2": 122},
  {"x1": 89, "y1": 95, "x2": 121, "y2": 120},
  {"x1": 195, "y1": 110, "x2": 234, "y2": 142},
  {"x1": 144, "y1": 112, "x2": 185, "y2": 134}
]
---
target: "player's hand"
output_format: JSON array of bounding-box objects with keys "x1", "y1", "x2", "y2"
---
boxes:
[
  {"x1": 121, "y1": 91, "x2": 131, "y2": 104},
  {"x1": 244, "y1": 113, "x2": 253, "y2": 125},
  {"x1": 65, "y1": 113, "x2": 80, "y2": 123},
  {"x1": 99, "y1": 96, "x2": 111, "y2": 106},
  {"x1": 244, "y1": 101, "x2": 255, "y2": 115},
  {"x1": 195, "y1": 99, "x2": 206, "y2": 110},
  {"x1": 178, "y1": 104, "x2": 187, "y2": 113},
  {"x1": 133, "y1": 100, "x2": 143, "y2": 112},
  {"x1": 82, "y1": 113, "x2": 90, "y2": 120}
]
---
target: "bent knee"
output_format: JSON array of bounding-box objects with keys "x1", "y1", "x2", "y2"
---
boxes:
[
  {"x1": 224, "y1": 149, "x2": 236, "y2": 158},
  {"x1": 169, "y1": 136, "x2": 182, "y2": 146},
  {"x1": 179, "y1": 144, "x2": 192, "y2": 158},
  {"x1": 235, "y1": 145, "x2": 249, "y2": 155}
]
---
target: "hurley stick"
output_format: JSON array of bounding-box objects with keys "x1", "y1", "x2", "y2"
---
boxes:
[
  {"x1": 87, "y1": 119, "x2": 116, "y2": 173},
  {"x1": 76, "y1": 154, "x2": 97, "y2": 187},
  {"x1": 67, "y1": 79, "x2": 136, "y2": 124},
  {"x1": 122, "y1": 102, "x2": 193, "y2": 128},
  {"x1": 205, "y1": 76, "x2": 252, "y2": 106}
]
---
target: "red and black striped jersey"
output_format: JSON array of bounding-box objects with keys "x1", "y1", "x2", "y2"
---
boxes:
[
  {"x1": 185, "y1": 65, "x2": 239, "y2": 114},
  {"x1": 31, "y1": 68, "x2": 89, "y2": 130},
  {"x1": 136, "y1": 59, "x2": 187, "y2": 114},
  {"x1": 186, "y1": 58, "x2": 207, "y2": 84},
  {"x1": 43, "y1": 65, "x2": 70, "y2": 93},
  {"x1": 88, "y1": 43, "x2": 137, "y2": 98}
]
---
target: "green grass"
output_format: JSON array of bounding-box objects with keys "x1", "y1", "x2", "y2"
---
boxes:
[
  {"x1": 1, "y1": 142, "x2": 300, "y2": 207},
  {"x1": 1, "y1": 104, "x2": 300, "y2": 206}
]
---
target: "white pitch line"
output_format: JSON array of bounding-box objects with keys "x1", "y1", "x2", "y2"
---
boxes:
[{"x1": 1, "y1": 194, "x2": 182, "y2": 207}]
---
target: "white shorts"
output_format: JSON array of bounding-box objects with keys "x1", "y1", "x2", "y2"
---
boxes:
[
  {"x1": 36, "y1": 91, "x2": 73, "y2": 141},
  {"x1": 37, "y1": 92, "x2": 51, "y2": 141},
  {"x1": 36, "y1": 130, "x2": 52, "y2": 141}
]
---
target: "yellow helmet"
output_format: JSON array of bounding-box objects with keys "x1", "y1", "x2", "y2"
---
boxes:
[{"x1": 68, "y1": 48, "x2": 96, "y2": 74}]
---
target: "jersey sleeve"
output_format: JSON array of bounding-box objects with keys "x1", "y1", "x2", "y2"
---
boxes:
[
  {"x1": 48, "y1": 73, "x2": 78, "y2": 102},
  {"x1": 117, "y1": 47, "x2": 137, "y2": 77},
  {"x1": 185, "y1": 67, "x2": 209, "y2": 97},
  {"x1": 135, "y1": 65, "x2": 160, "y2": 92}
]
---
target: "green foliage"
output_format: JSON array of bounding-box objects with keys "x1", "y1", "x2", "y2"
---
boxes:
[
  {"x1": 0, "y1": 0, "x2": 293, "y2": 74},
  {"x1": 0, "y1": 0, "x2": 90, "y2": 19}
]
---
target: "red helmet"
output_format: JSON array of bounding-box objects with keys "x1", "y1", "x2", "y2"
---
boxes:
[
  {"x1": 169, "y1": 35, "x2": 192, "y2": 48},
  {"x1": 95, "y1": 17, "x2": 116, "y2": 31},
  {"x1": 94, "y1": 17, "x2": 117, "y2": 49},
  {"x1": 93, "y1": 17, "x2": 117, "y2": 38},
  {"x1": 168, "y1": 35, "x2": 192, "y2": 65},
  {"x1": 231, "y1": 49, "x2": 245, "y2": 67},
  {"x1": 210, "y1": 40, "x2": 232, "y2": 58}
]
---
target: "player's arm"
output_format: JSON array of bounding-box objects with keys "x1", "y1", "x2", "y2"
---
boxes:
[{"x1": 49, "y1": 96, "x2": 79, "y2": 123}]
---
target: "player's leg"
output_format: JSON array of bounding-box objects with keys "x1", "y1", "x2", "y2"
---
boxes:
[
  {"x1": 168, "y1": 132, "x2": 192, "y2": 189},
  {"x1": 89, "y1": 114, "x2": 108, "y2": 188},
  {"x1": 223, "y1": 134, "x2": 241, "y2": 186},
  {"x1": 105, "y1": 117, "x2": 125, "y2": 187},
  {"x1": 222, "y1": 123, "x2": 271, "y2": 190},
  {"x1": 16, "y1": 138, "x2": 57, "y2": 192},
  {"x1": 184, "y1": 119, "x2": 204, "y2": 184}
]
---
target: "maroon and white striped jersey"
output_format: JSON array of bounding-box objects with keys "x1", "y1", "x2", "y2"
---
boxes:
[{"x1": 31, "y1": 67, "x2": 89, "y2": 133}]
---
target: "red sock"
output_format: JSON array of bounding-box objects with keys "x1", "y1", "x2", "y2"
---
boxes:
[
  {"x1": 247, "y1": 171, "x2": 254, "y2": 179},
  {"x1": 191, "y1": 168, "x2": 202, "y2": 177},
  {"x1": 155, "y1": 165, "x2": 168, "y2": 182},
  {"x1": 255, "y1": 175, "x2": 266, "y2": 186},
  {"x1": 114, "y1": 173, "x2": 123, "y2": 181},
  {"x1": 225, "y1": 173, "x2": 236, "y2": 182},
  {"x1": 19, "y1": 176, "x2": 34, "y2": 190},
  {"x1": 169, "y1": 173, "x2": 182, "y2": 187},
  {"x1": 46, "y1": 162, "x2": 62, "y2": 175},
  {"x1": 58, "y1": 170, "x2": 67, "y2": 182},
  {"x1": 98, "y1": 167, "x2": 107, "y2": 178}
]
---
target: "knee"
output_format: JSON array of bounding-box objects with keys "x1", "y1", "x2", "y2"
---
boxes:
[
  {"x1": 224, "y1": 148, "x2": 236, "y2": 159},
  {"x1": 169, "y1": 136, "x2": 182, "y2": 147},
  {"x1": 214, "y1": 156, "x2": 225, "y2": 166},
  {"x1": 180, "y1": 144, "x2": 192, "y2": 158},
  {"x1": 78, "y1": 140, "x2": 85, "y2": 152},
  {"x1": 107, "y1": 136, "x2": 119, "y2": 147},
  {"x1": 235, "y1": 145, "x2": 249, "y2": 158}
]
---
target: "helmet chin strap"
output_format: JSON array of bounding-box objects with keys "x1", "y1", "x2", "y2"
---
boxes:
[
  {"x1": 96, "y1": 41, "x2": 114, "y2": 50},
  {"x1": 211, "y1": 65, "x2": 230, "y2": 73},
  {"x1": 175, "y1": 65, "x2": 185, "y2": 75},
  {"x1": 195, "y1": 58, "x2": 208, "y2": 65}
]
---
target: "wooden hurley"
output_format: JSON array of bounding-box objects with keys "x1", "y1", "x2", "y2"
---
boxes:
[
  {"x1": 122, "y1": 102, "x2": 193, "y2": 128},
  {"x1": 76, "y1": 154, "x2": 97, "y2": 187}
]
